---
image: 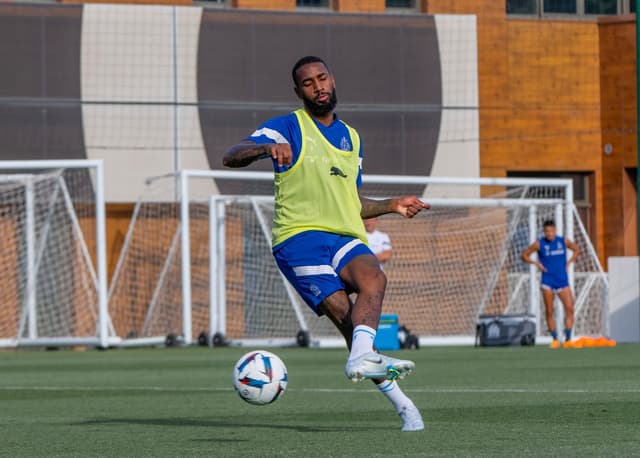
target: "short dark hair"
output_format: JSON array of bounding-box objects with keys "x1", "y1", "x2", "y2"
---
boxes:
[
  {"x1": 543, "y1": 220, "x2": 555, "y2": 228},
  {"x1": 291, "y1": 56, "x2": 329, "y2": 86}
]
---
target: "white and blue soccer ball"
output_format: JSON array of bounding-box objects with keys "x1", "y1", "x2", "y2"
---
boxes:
[{"x1": 232, "y1": 350, "x2": 288, "y2": 405}]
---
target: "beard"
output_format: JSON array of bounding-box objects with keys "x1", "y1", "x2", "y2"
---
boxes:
[{"x1": 302, "y1": 88, "x2": 338, "y2": 117}]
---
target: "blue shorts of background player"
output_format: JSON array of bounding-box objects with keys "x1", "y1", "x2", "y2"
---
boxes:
[
  {"x1": 273, "y1": 230, "x2": 374, "y2": 315},
  {"x1": 541, "y1": 274, "x2": 570, "y2": 293}
]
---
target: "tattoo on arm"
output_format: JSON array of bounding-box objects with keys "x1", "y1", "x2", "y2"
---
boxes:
[
  {"x1": 359, "y1": 196, "x2": 393, "y2": 219},
  {"x1": 223, "y1": 143, "x2": 270, "y2": 168}
]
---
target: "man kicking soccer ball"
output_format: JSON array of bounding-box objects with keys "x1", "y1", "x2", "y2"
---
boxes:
[
  {"x1": 521, "y1": 219, "x2": 580, "y2": 348},
  {"x1": 223, "y1": 56, "x2": 428, "y2": 431}
]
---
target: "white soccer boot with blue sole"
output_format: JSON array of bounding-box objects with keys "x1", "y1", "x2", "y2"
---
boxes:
[{"x1": 345, "y1": 351, "x2": 415, "y2": 382}]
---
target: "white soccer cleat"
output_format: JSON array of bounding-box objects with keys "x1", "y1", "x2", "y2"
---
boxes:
[
  {"x1": 399, "y1": 404, "x2": 425, "y2": 432},
  {"x1": 344, "y1": 351, "x2": 415, "y2": 382}
]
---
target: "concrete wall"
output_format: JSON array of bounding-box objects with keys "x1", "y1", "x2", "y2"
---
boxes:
[{"x1": 608, "y1": 256, "x2": 640, "y2": 342}]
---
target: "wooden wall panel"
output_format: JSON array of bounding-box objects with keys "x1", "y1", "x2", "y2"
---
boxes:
[
  {"x1": 106, "y1": 204, "x2": 134, "y2": 281},
  {"x1": 0, "y1": 218, "x2": 19, "y2": 340},
  {"x1": 599, "y1": 17, "x2": 637, "y2": 258},
  {"x1": 231, "y1": 0, "x2": 295, "y2": 10},
  {"x1": 479, "y1": 18, "x2": 605, "y2": 261},
  {"x1": 334, "y1": 0, "x2": 384, "y2": 13}
]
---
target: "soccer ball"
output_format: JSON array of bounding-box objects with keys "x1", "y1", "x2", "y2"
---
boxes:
[{"x1": 232, "y1": 350, "x2": 288, "y2": 405}]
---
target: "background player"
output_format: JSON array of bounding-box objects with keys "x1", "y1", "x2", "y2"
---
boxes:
[
  {"x1": 364, "y1": 218, "x2": 392, "y2": 268},
  {"x1": 521, "y1": 220, "x2": 580, "y2": 348},
  {"x1": 223, "y1": 56, "x2": 428, "y2": 431}
]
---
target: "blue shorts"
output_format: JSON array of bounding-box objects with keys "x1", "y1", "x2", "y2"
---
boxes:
[
  {"x1": 273, "y1": 231, "x2": 374, "y2": 315},
  {"x1": 541, "y1": 275, "x2": 569, "y2": 293}
]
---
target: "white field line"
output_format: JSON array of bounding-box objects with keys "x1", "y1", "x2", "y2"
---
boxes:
[{"x1": 0, "y1": 386, "x2": 638, "y2": 394}]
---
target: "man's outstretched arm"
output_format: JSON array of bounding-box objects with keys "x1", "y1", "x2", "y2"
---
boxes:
[
  {"x1": 223, "y1": 141, "x2": 293, "y2": 168},
  {"x1": 359, "y1": 195, "x2": 429, "y2": 219}
]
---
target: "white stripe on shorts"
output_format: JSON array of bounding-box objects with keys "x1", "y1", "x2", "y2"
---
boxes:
[
  {"x1": 331, "y1": 239, "x2": 364, "y2": 271},
  {"x1": 293, "y1": 265, "x2": 337, "y2": 277},
  {"x1": 541, "y1": 283, "x2": 568, "y2": 293}
]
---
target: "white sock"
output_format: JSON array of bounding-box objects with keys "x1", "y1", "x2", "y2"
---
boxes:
[
  {"x1": 376, "y1": 380, "x2": 415, "y2": 414},
  {"x1": 348, "y1": 325, "x2": 376, "y2": 361}
]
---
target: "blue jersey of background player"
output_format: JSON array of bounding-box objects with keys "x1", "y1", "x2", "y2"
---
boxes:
[
  {"x1": 538, "y1": 234, "x2": 569, "y2": 290},
  {"x1": 522, "y1": 220, "x2": 580, "y2": 347},
  {"x1": 223, "y1": 56, "x2": 429, "y2": 431}
]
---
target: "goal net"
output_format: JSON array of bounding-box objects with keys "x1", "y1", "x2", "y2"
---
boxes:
[
  {"x1": 109, "y1": 170, "x2": 608, "y2": 347},
  {"x1": 0, "y1": 160, "x2": 112, "y2": 348}
]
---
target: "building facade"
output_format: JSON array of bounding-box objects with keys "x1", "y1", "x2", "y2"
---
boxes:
[{"x1": 0, "y1": 0, "x2": 637, "y2": 269}]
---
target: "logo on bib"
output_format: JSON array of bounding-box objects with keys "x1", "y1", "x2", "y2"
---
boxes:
[{"x1": 330, "y1": 166, "x2": 347, "y2": 178}]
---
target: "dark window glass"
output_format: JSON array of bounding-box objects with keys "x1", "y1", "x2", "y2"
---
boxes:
[
  {"x1": 585, "y1": 0, "x2": 618, "y2": 13},
  {"x1": 543, "y1": 0, "x2": 577, "y2": 13},
  {"x1": 631, "y1": 0, "x2": 636, "y2": 12},
  {"x1": 296, "y1": 0, "x2": 330, "y2": 7},
  {"x1": 507, "y1": 0, "x2": 537, "y2": 14},
  {"x1": 386, "y1": 0, "x2": 415, "y2": 8}
]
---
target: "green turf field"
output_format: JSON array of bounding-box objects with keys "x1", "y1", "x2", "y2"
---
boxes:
[{"x1": 1, "y1": 345, "x2": 639, "y2": 457}]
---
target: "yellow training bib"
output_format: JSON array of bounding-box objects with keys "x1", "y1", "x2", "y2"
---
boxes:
[{"x1": 272, "y1": 109, "x2": 366, "y2": 247}]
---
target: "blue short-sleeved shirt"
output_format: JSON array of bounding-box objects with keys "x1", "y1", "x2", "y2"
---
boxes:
[{"x1": 244, "y1": 112, "x2": 363, "y2": 187}]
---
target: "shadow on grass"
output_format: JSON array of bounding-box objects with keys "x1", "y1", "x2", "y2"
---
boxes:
[{"x1": 76, "y1": 417, "x2": 385, "y2": 433}]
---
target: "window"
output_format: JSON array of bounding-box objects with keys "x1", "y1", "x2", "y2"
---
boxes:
[
  {"x1": 507, "y1": 0, "x2": 628, "y2": 16},
  {"x1": 544, "y1": 0, "x2": 578, "y2": 14},
  {"x1": 585, "y1": 0, "x2": 618, "y2": 13},
  {"x1": 631, "y1": 0, "x2": 636, "y2": 11},
  {"x1": 544, "y1": 0, "x2": 577, "y2": 13},
  {"x1": 297, "y1": 0, "x2": 330, "y2": 7},
  {"x1": 198, "y1": 0, "x2": 227, "y2": 6},
  {"x1": 386, "y1": 0, "x2": 417, "y2": 9},
  {"x1": 507, "y1": 0, "x2": 537, "y2": 13}
]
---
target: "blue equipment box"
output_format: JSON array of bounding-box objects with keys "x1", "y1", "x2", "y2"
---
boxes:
[{"x1": 374, "y1": 314, "x2": 400, "y2": 351}]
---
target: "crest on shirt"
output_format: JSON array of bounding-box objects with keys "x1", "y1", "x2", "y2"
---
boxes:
[{"x1": 340, "y1": 136, "x2": 351, "y2": 151}]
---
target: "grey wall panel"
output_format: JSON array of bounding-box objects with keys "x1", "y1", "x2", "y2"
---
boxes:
[
  {"x1": 197, "y1": 10, "x2": 442, "y2": 194},
  {"x1": 344, "y1": 111, "x2": 441, "y2": 175},
  {"x1": 0, "y1": 4, "x2": 85, "y2": 160},
  {"x1": 0, "y1": 106, "x2": 85, "y2": 159},
  {"x1": 0, "y1": 11, "x2": 42, "y2": 98},
  {"x1": 0, "y1": 4, "x2": 82, "y2": 98}
]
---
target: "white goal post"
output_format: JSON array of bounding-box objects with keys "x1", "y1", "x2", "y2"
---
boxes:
[
  {"x1": 0, "y1": 160, "x2": 113, "y2": 348},
  {"x1": 110, "y1": 169, "x2": 608, "y2": 347}
]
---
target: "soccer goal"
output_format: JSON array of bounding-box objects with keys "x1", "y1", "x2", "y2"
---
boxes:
[
  {"x1": 109, "y1": 169, "x2": 608, "y2": 347},
  {"x1": 0, "y1": 160, "x2": 113, "y2": 348}
]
